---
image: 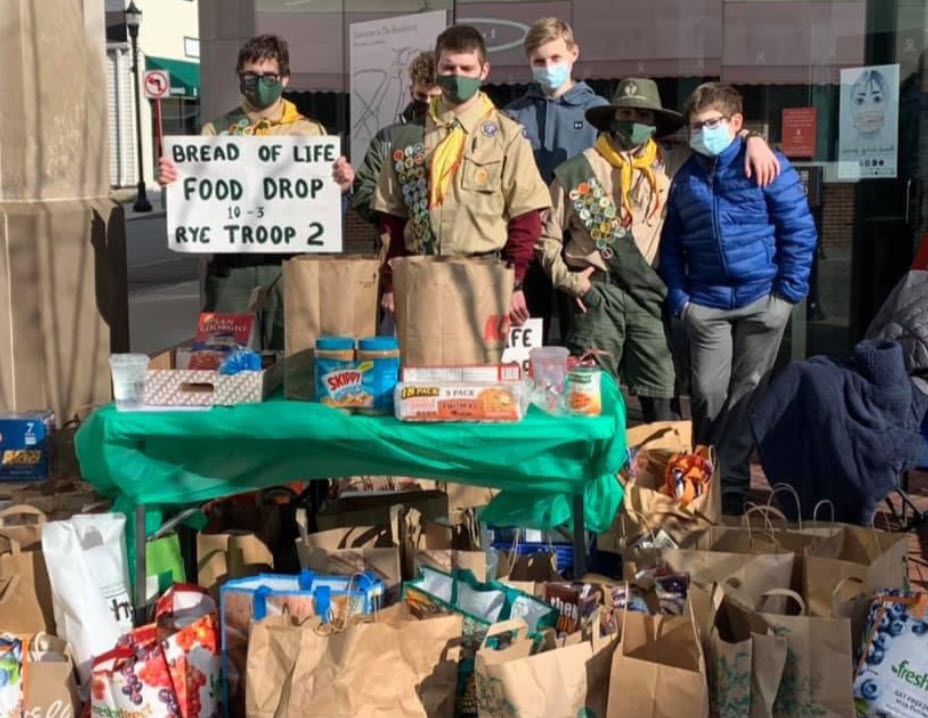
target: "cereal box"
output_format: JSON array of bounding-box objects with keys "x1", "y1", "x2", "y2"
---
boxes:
[{"x1": 0, "y1": 411, "x2": 55, "y2": 481}]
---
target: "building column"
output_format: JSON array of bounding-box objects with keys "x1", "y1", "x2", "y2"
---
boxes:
[{"x1": 0, "y1": 0, "x2": 128, "y2": 422}]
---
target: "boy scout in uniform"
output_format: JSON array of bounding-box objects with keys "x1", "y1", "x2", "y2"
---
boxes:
[
  {"x1": 372, "y1": 25, "x2": 550, "y2": 325},
  {"x1": 159, "y1": 34, "x2": 354, "y2": 349},
  {"x1": 538, "y1": 78, "x2": 779, "y2": 421}
]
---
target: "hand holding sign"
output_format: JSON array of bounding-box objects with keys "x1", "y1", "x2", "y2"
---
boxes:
[{"x1": 164, "y1": 135, "x2": 343, "y2": 254}]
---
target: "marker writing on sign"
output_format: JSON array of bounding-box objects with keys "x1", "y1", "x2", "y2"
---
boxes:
[{"x1": 257, "y1": 143, "x2": 337, "y2": 164}]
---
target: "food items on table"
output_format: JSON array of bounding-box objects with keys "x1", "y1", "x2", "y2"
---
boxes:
[
  {"x1": 188, "y1": 312, "x2": 256, "y2": 370},
  {"x1": 544, "y1": 583, "x2": 602, "y2": 636},
  {"x1": 401, "y1": 364, "x2": 522, "y2": 383},
  {"x1": 566, "y1": 367, "x2": 603, "y2": 416},
  {"x1": 0, "y1": 637, "x2": 24, "y2": 718},
  {"x1": 357, "y1": 337, "x2": 401, "y2": 414},
  {"x1": 854, "y1": 590, "x2": 928, "y2": 718},
  {"x1": 315, "y1": 336, "x2": 367, "y2": 409},
  {"x1": 394, "y1": 382, "x2": 527, "y2": 423}
]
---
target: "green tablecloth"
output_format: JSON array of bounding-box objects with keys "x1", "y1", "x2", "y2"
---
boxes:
[{"x1": 75, "y1": 374, "x2": 627, "y2": 536}]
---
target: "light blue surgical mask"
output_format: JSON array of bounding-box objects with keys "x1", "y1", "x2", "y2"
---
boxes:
[
  {"x1": 689, "y1": 123, "x2": 735, "y2": 157},
  {"x1": 532, "y1": 62, "x2": 571, "y2": 93}
]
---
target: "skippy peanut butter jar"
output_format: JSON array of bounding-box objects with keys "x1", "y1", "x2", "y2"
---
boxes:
[{"x1": 314, "y1": 336, "x2": 400, "y2": 413}]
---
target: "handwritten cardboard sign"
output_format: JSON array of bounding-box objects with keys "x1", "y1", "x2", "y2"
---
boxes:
[
  {"x1": 164, "y1": 135, "x2": 343, "y2": 254},
  {"x1": 501, "y1": 318, "x2": 543, "y2": 376}
]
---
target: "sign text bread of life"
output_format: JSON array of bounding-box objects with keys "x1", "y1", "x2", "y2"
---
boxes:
[{"x1": 164, "y1": 136, "x2": 343, "y2": 254}]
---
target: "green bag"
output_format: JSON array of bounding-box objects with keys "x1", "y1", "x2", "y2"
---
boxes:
[{"x1": 144, "y1": 532, "x2": 185, "y2": 607}]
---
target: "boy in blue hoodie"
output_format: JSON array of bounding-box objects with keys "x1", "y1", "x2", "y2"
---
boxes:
[
  {"x1": 659, "y1": 83, "x2": 817, "y2": 515},
  {"x1": 504, "y1": 18, "x2": 608, "y2": 340}
]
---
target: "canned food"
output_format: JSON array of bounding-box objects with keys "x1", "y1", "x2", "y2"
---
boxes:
[{"x1": 566, "y1": 367, "x2": 602, "y2": 416}]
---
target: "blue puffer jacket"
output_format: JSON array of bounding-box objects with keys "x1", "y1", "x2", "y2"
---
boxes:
[{"x1": 659, "y1": 137, "x2": 818, "y2": 317}]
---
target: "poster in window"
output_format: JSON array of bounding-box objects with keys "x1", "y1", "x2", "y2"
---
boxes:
[{"x1": 838, "y1": 63, "x2": 899, "y2": 180}]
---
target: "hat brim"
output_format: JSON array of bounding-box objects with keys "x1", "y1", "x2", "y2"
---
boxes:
[{"x1": 586, "y1": 105, "x2": 684, "y2": 138}]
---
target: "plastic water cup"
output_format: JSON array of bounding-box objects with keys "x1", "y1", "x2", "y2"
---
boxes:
[{"x1": 109, "y1": 354, "x2": 149, "y2": 410}]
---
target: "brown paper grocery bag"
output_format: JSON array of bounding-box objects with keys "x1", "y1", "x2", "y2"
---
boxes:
[
  {"x1": 606, "y1": 606, "x2": 709, "y2": 718},
  {"x1": 802, "y1": 525, "x2": 908, "y2": 618},
  {"x1": 403, "y1": 506, "x2": 487, "y2": 582},
  {"x1": 315, "y1": 490, "x2": 448, "y2": 532},
  {"x1": 706, "y1": 586, "x2": 788, "y2": 718},
  {"x1": 282, "y1": 254, "x2": 380, "y2": 399},
  {"x1": 0, "y1": 505, "x2": 47, "y2": 550},
  {"x1": 0, "y1": 535, "x2": 54, "y2": 634},
  {"x1": 475, "y1": 614, "x2": 618, "y2": 718},
  {"x1": 20, "y1": 633, "x2": 80, "y2": 717},
  {"x1": 245, "y1": 603, "x2": 461, "y2": 718},
  {"x1": 196, "y1": 530, "x2": 273, "y2": 597},
  {"x1": 9, "y1": 479, "x2": 108, "y2": 520},
  {"x1": 296, "y1": 522, "x2": 403, "y2": 603},
  {"x1": 390, "y1": 256, "x2": 513, "y2": 366},
  {"x1": 753, "y1": 589, "x2": 855, "y2": 718},
  {"x1": 599, "y1": 421, "x2": 720, "y2": 552}
]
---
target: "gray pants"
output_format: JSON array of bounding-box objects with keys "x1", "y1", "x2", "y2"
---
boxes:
[{"x1": 684, "y1": 294, "x2": 792, "y2": 501}]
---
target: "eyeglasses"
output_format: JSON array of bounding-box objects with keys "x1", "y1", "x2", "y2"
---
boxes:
[
  {"x1": 240, "y1": 72, "x2": 281, "y2": 85},
  {"x1": 689, "y1": 115, "x2": 729, "y2": 132}
]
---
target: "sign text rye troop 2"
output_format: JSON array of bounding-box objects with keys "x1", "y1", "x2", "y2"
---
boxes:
[{"x1": 164, "y1": 136, "x2": 344, "y2": 254}]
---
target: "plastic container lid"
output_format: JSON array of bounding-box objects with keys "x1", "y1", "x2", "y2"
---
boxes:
[
  {"x1": 315, "y1": 336, "x2": 355, "y2": 351},
  {"x1": 358, "y1": 336, "x2": 400, "y2": 352}
]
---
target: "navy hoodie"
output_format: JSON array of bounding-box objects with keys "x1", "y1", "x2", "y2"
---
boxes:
[{"x1": 504, "y1": 81, "x2": 609, "y2": 183}]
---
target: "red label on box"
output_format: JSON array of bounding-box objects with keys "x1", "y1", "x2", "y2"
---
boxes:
[{"x1": 781, "y1": 107, "x2": 818, "y2": 157}]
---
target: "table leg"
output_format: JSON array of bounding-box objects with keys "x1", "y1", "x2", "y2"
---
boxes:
[
  {"x1": 572, "y1": 494, "x2": 587, "y2": 578},
  {"x1": 135, "y1": 504, "x2": 147, "y2": 625}
]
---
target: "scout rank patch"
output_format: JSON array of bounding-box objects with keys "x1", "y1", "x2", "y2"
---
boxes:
[
  {"x1": 568, "y1": 177, "x2": 630, "y2": 260},
  {"x1": 393, "y1": 143, "x2": 434, "y2": 255}
]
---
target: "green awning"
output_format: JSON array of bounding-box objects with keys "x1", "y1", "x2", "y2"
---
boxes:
[{"x1": 145, "y1": 56, "x2": 200, "y2": 99}]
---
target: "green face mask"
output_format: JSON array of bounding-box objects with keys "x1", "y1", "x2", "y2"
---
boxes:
[
  {"x1": 437, "y1": 74, "x2": 482, "y2": 105},
  {"x1": 610, "y1": 120, "x2": 657, "y2": 149},
  {"x1": 240, "y1": 75, "x2": 283, "y2": 110}
]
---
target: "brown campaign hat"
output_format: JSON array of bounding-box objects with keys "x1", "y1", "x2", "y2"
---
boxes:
[{"x1": 586, "y1": 78, "x2": 684, "y2": 137}]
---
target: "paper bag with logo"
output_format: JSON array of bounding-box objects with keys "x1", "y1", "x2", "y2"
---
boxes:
[
  {"x1": 197, "y1": 530, "x2": 273, "y2": 597},
  {"x1": 0, "y1": 535, "x2": 54, "y2": 635},
  {"x1": 296, "y1": 521, "x2": 402, "y2": 603},
  {"x1": 21, "y1": 633, "x2": 80, "y2": 718},
  {"x1": 391, "y1": 256, "x2": 513, "y2": 366},
  {"x1": 245, "y1": 604, "x2": 462, "y2": 718},
  {"x1": 606, "y1": 605, "x2": 709, "y2": 718},
  {"x1": 283, "y1": 254, "x2": 380, "y2": 399},
  {"x1": 599, "y1": 422, "x2": 720, "y2": 552},
  {"x1": 403, "y1": 506, "x2": 487, "y2": 582},
  {"x1": 753, "y1": 589, "x2": 855, "y2": 718},
  {"x1": 475, "y1": 612, "x2": 618, "y2": 718},
  {"x1": 706, "y1": 585, "x2": 788, "y2": 718}
]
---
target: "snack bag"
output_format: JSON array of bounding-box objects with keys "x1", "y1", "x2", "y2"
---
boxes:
[
  {"x1": 853, "y1": 590, "x2": 928, "y2": 718},
  {"x1": 0, "y1": 637, "x2": 25, "y2": 718}
]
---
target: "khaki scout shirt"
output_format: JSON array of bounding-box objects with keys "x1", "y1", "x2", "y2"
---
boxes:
[
  {"x1": 537, "y1": 141, "x2": 690, "y2": 296},
  {"x1": 202, "y1": 99, "x2": 326, "y2": 137},
  {"x1": 371, "y1": 93, "x2": 551, "y2": 255}
]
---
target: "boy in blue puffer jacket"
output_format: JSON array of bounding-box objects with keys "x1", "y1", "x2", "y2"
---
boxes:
[{"x1": 659, "y1": 82, "x2": 817, "y2": 515}]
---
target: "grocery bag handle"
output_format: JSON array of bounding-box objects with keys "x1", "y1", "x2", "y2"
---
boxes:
[
  {"x1": 831, "y1": 576, "x2": 866, "y2": 618},
  {"x1": 0, "y1": 505, "x2": 47, "y2": 526},
  {"x1": 620, "y1": 506, "x2": 658, "y2": 547},
  {"x1": 812, "y1": 500, "x2": 835, "y2": 524},
  {"x1": 480, "y1": 618, "x2": 530, "y2": 650},
  {"x1": 155, "y1": 582, "x2": 214, "y2": 621},
  {"x1": 758, "y1": 589, "x2": 807, "y2": 616},
  {"x1": 589, "y1": 607, "x2": 615, "y2": 652},
  {"x1": 766, "y1": 484, "x2": 803, "y2": 530},
  {"x1": 740, "y1": 505, "x2": 785, "y2": 551},
  {"x1": 0, "y1": 535, "x2": 22, "y2": 556},
  {"x1": 92, "y1": 644, "x2": 135, "y2": 669},
  {"x1": 0, "y1": 575, "x2": 22, "y2": 605}
]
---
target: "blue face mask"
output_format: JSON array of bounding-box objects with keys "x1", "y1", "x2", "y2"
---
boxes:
[
  {"x1": 532, "y1": 62, "x2": 571, "y2": 93},
  {"x1": 690, "y1": 124, "x2": 734, "y2": 157}
]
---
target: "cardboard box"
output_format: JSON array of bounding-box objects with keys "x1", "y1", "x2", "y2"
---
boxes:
[
  {"x1": 0, "y1": 411, "x2": 55, "y2": 481},
  {"x1": 143, "y1": 349, "x2": 283, "y2": 407}
]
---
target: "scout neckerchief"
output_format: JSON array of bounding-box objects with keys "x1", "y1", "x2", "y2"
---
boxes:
[
  {"x1": 427, "y1": 92, "x2": 496, "y2": 208},
  {"x1": 594, "y1": 134, "x2": 662, "y2": 221},
  {"x1": 219, "y1": 100, "x2": 306, "y2": 136}
]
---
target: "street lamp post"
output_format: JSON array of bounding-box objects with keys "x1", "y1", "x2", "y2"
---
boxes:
[{"x1": 126, "y1": 1, "x2": 152, "y2": 212}]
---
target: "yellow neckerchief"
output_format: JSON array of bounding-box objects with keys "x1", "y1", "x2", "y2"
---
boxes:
[
  {"x1": 595, "y1": 134, "x2": 662, "y2": 220},
  {"x1": 245, "y1": 100, "x2": 305, "y2": 135},
  {"x1": 427, "y1": 92, "x2": 496, "y2": 208}
]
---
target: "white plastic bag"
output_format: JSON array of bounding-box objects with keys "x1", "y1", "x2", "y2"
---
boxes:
[{"x1": 40, "y1": 513, "x2": 133, "y2": 688}]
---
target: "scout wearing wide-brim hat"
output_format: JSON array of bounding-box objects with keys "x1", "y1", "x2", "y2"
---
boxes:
[{"x1": 585, "y1": 78, "x2": 684, "y2": 138}]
